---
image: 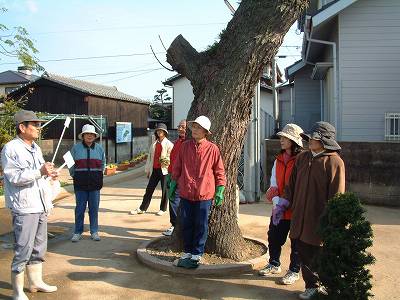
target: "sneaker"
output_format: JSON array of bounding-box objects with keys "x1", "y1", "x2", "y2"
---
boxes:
[
  {"x1": 258, "y1": 264, "x2": 282, "y2": 276},
  {"x1": 281, "y1": 270, "x2": 300, "y2": 285},
  {"x1": 91, "y1": 232, "x2": 101, "y2": 241},
  {"x1": 71, "y1": 233, "x2": 82, "y2": 242},
  {"x1": 299, "y1": 288, "x2": 318, "y2": 300},
  {"x1": 155, "y1": 210, "x2": 165, "y2": 216},
  {"x1": 130, "y1": 208, "x2": 145, "y2": 215},
  {"x1": 162, "y1": 226, "x2": 174, "y2": 236}
]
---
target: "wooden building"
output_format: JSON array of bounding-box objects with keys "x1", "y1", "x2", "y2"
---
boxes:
[{"x1": 8, "y1": 72, "x2": 150, "y2": 139}]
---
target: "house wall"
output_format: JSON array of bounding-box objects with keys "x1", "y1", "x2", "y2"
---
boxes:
[
  {"x1": 278, "y1": 85, "x2": 293, "y2": 127},
  {"x1": 0, "y1": 83, "x2": 22, "y2": 97},
  {"x1": 339, "y1": 0, "x2": 400, "y2": 141},
  {"x1": 293, "y1": 65, "x2": 321, "y2": 130},
  {"x1": 172, "y1": 77, "x2": 194, "y2": 127}
]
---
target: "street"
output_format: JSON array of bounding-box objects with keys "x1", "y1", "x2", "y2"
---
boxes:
[{"x1": 0, "y1": 171, "x2": 399, "y2": 300}]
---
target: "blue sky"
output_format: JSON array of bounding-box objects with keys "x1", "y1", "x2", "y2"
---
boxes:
[{"x1": 0, "y1": 0, "x2": 303, "y2": 101}]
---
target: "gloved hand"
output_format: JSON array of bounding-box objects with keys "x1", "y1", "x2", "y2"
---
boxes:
[
  {"x1": 168, "y1": 180, "x2": 177, "y2": 201},
  {"x1": 272, "y1": 198, "x2": 290, "y2": 226},
  {"x1": 165, "y1": 174, "x2": 171, "y2": 188},
  {"x1": 266, "y1": 186, "x2": 279, "y2": 202},
  {"x1": 214, "y1": 186, "x2": 225, "y2": 206}
]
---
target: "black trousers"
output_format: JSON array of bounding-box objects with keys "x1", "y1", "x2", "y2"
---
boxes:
[
  {"x1": 139, "y1": 168, "x2": 168, "y2": 212},
  {"x1": 267, "y1": 218, "x2": 300, "y2": 273},
  {"x1": 297, "y1": 239, "x2": 322, "y2": 289}
]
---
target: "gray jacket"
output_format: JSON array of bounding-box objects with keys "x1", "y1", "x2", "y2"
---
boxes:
[{"x1": 1, "y1": 137, "x2": 51, "y2": 213}]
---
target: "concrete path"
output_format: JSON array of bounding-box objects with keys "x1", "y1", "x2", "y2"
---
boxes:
[{"x1": 0, "y1": 172, "x2": 399, "y2": 300}]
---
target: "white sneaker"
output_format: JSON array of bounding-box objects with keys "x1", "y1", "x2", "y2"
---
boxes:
[
  {"x1": 130, "y1": 208, "x2": 145, "y2": 215},
  {"x1": 71, "y1": 233, "x2": 82, "y2": 242},
  {"x1": 162, "y1": 226, "x2": 174, "y2": 236},
  {"x1": 281, "y1": 270, "x2": 300, "y2": 285},
  {"x1": 91, "y1": 232, "x2": 101, "y2": 241},
  {"x1": 155, "y1": 210, "x2": 165, "y2": 216},
  {"x1": 258, "y1": 263, "x2": 282, "y2": 276}
]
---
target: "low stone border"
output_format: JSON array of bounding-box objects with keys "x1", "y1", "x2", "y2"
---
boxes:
[{"x1": 137, "y1": 236, "x2": 268, "y2": 275}]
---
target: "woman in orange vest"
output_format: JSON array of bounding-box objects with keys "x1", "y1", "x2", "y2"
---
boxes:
[{"x1": 258, "y1": 123, "x2": 304, "y2": 285}]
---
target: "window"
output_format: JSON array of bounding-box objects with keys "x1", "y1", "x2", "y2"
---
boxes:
[
  {"x1": 5, "y1": 86, "x2": 17, "y2": 94},
  {"x1": 385, "y1": 113, "x2": 400, "y2": 141}
]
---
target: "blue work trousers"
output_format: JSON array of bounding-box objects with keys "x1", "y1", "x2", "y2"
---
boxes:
[
  {"x1": 74, "y1": 190, "x2": 100, "y2": 234},
  {"x1": 181, "y1": 198, "x2": 212, "y2": 256}
]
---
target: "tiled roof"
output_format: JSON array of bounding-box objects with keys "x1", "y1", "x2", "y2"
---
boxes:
[
  {"x1": 0, "y1": 70, "x2": 39, "y2": 84},
  {"x1": 43, "y1": 73, "x2": 149, "y2": 104}
]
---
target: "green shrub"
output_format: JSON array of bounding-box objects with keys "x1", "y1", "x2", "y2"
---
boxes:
[{"x1": 316, "y1": 192, "x2": 375, "y2": 300}]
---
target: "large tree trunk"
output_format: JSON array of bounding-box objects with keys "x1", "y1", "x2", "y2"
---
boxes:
[{"x1": 167, "y1": 0, "x2": 308, "y2": 261}]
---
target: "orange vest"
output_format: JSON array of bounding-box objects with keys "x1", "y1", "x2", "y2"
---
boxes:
[{"x1": 275, "y1": 153, "x2": 296, "y2": 220}]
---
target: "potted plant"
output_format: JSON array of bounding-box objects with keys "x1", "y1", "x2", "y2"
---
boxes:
[
  {"x1": 104, "y1": 164, "x2": 117, "y2": 176},
  {"x1": 129, "y1": 158, "x2": 137, "y2": 167}
]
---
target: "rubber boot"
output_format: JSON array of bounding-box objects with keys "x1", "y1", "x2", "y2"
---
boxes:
[
  {"x1": 26, "y1": 263, "x2": 57, "y2": 293},
  {"x1": 11, "y1": 271, "x2": 29, "y2": 300}
]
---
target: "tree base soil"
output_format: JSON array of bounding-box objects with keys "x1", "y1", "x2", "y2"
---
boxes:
[{"x1": 146, "y1": 236, "x2": 267, "y2": 265}]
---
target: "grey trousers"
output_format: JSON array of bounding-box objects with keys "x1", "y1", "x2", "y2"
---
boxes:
[{"x1": 12, "y1": 212, "x2": 47, "y2": 273}]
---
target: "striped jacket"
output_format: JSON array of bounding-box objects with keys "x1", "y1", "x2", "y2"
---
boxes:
[{"x1": 70, "y1": 141, "x2": 105, "y2": 191}]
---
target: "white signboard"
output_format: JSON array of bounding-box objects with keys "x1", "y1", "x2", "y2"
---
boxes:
[{"x1": 116, "y1": 122, "x2": 132, "y2": 143}]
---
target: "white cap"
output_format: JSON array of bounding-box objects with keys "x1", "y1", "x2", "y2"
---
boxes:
[
  {"x1": 188, "y1": 115, "x2": 212, "y2": 134},
  {"x1": 78, "y1": 124, "x2": 99, "y2": 140}
]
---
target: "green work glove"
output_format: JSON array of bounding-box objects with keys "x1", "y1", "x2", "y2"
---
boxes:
[
  {"x1": 168, "y1": 180, "x2": 177, "y2": 202},
  {"x1": 214, "y1": 186, "x2": 225, "y2": 206},
  {"x1": 165, "y1": 174, "x2": 171, "y2": 188}
]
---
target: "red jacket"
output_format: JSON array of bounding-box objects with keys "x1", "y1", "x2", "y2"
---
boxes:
[
  {"x1": 275, "y1": 152, "x2": 296, "y2": 220},
  {"x1": 168, "y1": 136, "x2": 185, "y2": 173},
  {"x1": 172, "y1": 139, "x2": 226, "y2": 201}
]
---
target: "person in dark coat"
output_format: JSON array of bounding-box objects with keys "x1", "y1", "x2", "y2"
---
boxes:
[{"x1": 283, "y1": 121, "x2": 345, "y2": 300}]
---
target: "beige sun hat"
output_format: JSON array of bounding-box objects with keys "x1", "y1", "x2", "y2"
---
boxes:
[
  {"x1": 78, "y1": 124, "x2": 99, "y2": 140},
  {"x1": 276, "y1": 123, "x2": 304, "y2": 148},
  {"x1": 188, "y1": 115, "x2": 212, "y2": 134}
]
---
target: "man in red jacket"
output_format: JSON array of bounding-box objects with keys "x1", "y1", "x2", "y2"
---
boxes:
[
  {"x1": 169, "y1": 116, "x2": 226, "y2": 268},
  {"x1": 162, "y1": 119, "x2": 187, "y2": 236}
]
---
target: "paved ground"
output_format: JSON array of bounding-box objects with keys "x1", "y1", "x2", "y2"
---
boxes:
[{"x1": 0, "y1": 171, "x2": 399, "y2": 300}]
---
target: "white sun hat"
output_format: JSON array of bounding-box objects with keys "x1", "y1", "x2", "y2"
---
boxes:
[
  {"x1": 188, "y1": 115, "x2": 212, "y2": 134},
  {"x1": 276, "y1": 123, "x2": 304, "y2": 147},
  {"x1": 78, "y1": 124, "x2": 99, "y2": 140}
]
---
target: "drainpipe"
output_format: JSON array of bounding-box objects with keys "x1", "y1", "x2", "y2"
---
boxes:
[{"x1": 304, "y1": 16, "x2": 339, "y2": 135}]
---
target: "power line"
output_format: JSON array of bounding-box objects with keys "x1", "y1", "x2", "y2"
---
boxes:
[
  {"x1": 0, "y1": 51, "x2": 166, "y2": 66},
  {"x1": 32, "y1": 22, "x2": 227, "y2": 35},
  {"x1": 0, "y1": 45, "x2": 300, "y2": 67},
  {"x1": 103, "y1": 68, "x2": 163, "y2": 84},
  {"x1": 72, "y1": 67, "x2": 163, "y2": 78}
]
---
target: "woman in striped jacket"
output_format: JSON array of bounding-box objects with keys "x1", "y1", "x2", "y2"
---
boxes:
[{"x1": 69, "y1": 124, "x2": 105, "y2": 243}]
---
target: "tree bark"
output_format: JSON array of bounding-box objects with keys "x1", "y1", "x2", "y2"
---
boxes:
[{"x1": 167, "y1": 0, "x2": 308, "y2": 261}]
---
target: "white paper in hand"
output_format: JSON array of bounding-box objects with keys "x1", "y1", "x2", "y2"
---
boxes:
[{"x1": 63, "y1": 151, "x2": 75, "y2": 168}]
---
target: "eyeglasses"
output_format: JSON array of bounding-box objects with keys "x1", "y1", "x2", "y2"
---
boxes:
[
  {"x1": 177, "y1": 125, "x2": 186, "y2": 129},
  {"x1": 26, "y1": 122, "x2": 41, "y2": 128}
]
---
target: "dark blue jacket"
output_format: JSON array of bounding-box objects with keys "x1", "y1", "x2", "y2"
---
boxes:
[{"x1": 70, "y1": 142, "x2": 105, "y2": 191}]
